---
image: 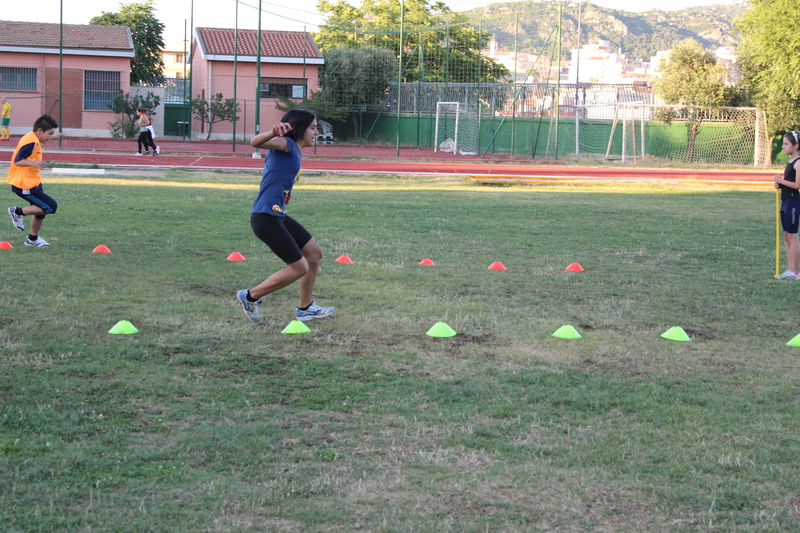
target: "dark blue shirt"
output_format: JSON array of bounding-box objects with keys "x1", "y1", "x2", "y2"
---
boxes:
[
  {"x1": 782, "y1": 157, "x2": 800, "y2": 201},
  {"x1": 252, "y1": 137, "x2": 301, "y2": 216}
]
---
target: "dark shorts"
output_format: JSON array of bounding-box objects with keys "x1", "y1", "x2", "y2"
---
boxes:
[
  {"x1": 781, "y1": 200, "x2": 800, "y2": 234},
  {"x1": 250, "y1": 212, "x2": 312, "y2": 264},
  {"x1": 11, "y1": 184, "x2": 57, "y2": 220}
]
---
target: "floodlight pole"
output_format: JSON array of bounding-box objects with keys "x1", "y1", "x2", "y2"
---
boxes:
[
  {"x1": 232, "y1": 0, "x2": 239, "y2": 152},
  {"x1": 254, "y1": 0, "x2": 262, "y2": 158},
  {"x1": 58, "y1": 0, "x2": 63, "y2": 147},
  {"x1": 395, "y1": 0, "x2": 404, "y2": 157}
]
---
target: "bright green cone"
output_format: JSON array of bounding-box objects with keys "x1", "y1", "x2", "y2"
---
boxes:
[
  {"x1": 786, "y1": 334, "x2": 800, "y2": 347},
  {"x1": 282, "y1": 320, "x2": 311, "y2": 334},
  {"x1": 109, "y1": 320, "x2": 139, "y2": 334},
  {"x1": 426, "y1": 322, "x2": 456, "y2": 337},
  {"x1": 552, "y1": 325, "x2": 581, "y2": 339},
  {"x1": 661, "y1": 326, "x2": 691, "y2": 342}
]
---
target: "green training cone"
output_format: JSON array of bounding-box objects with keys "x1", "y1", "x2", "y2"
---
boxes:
[
  {"x1": 109, "y1": 320, "x2": 139, "y2": 334},
  {"x1": 282, "y1": 320, "x2": 312, "y2": 334},
  {"x1": 786, "y1": 334, "x2": 800, "y2": 347},
  {"x1": 426, "y1": 322, "x2": 456, "y2": 337},
  {"x1": 661, "y1": 326, "x2": 691, "y2": 342},
  {"x1": 552, "y1": 325, "x2": 582, "y2": 339}
]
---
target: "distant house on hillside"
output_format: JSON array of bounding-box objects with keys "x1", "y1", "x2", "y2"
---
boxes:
[
  {"x1": 188, "y1": 27, "x2": 323, "y2": 139},
  {"x1": 0, "y1": 20, "x2": 134, "y2": 137}
]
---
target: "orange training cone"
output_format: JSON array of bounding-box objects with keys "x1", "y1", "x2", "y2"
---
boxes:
[
  {"x1": 488, "y1": 261, "x2": 507, "y2": 270},
  {"x1": 335, "y1": 255, "x2": 353, "y2": 264},
  {"x1": 419, "y1": 258, "x2": 435, "y2": 266},
  {"x1": 227, "y1": 252, "x2": 246, "y2": 261},
  {"x1": 0, "y1": 241, "x2": 12, "y2": 249},
  {"x1": 92, "y1": 245, "x2": 112, "y2": 254},
  {"x1": 566, "y1": 262, "x2": 584, "y2": 272}
]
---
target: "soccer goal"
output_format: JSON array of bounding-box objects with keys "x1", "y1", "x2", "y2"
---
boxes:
[{"x1": 434, "y1": 102, "x2": 479, "y2": 155}]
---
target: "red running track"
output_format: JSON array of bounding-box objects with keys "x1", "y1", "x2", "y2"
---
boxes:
[{"x1": 0, "y1": 137, "x2": 776, "y2": 182}]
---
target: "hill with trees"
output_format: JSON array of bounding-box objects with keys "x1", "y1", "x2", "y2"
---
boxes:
[{"x1": 463, "y1": 1, "x2": 748, "y2": 60}]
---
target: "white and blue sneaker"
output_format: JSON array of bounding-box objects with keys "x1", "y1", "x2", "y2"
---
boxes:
[
  {"x1": 24, "y1": 236, "x2": 49, "y2": 247},
  {"x1": 775, "y1": 270, "x2": 799, "y2": 280},
  {"x1": 236, "y1": 289, "x2": 261, "y2": 322},
  {"x1": 296, "y1": 301, "x2": 334, "y2": 322},
  {"x1": 8, "y1": 207, "x2": 24, "y2": 231}
]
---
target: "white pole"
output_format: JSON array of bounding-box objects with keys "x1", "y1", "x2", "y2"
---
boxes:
[
  {"x1": 754, "y1": 109, "x2": 761, "y2": 168},
  {"x1": 640, "y1": 105, "x2": 645, "y2": 159},
  {"x1": 453, "y1": 102, "x2": 460, "y2": 154},
  {"x1": 621, "y1": 105, "x2": 627, "y2": 163},
  {"x1": 434, "y1": 103, "x2": 441, "y2": 152}
]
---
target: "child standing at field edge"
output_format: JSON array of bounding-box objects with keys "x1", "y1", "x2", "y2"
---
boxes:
[
  {"x1": 6, "y1": 114, "x2": 64, "y2": 247},
  {"x1": 774, "y1": 130, "x2": 800, "y2": 279}
]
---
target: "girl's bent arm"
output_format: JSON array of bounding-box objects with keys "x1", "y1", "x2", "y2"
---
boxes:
[{"x1": 250, "y1": 122, "x2": 291, "y2": 152}]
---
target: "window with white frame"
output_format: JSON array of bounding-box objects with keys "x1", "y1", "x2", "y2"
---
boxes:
[
  {"x1": 84, "y1": 70, "x2": 121, "y2": 110},
  {"x1": 0, "y1": 67, "x2": 37, "y2": 91},
  {"x1": 259, "y1": 77, "x2": 306, "y2": 99}
]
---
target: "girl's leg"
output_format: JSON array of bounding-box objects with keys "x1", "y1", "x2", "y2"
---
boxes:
[
  {"x1": 249, "y1": 257, "x2": 308, "y2": 300},
  {"x1": 785, "y1": 231, "x2": 800, "y2": 273},
  {"x1": 298, "y1": 238, "x2": 323, "y2": 308},
  {"x1": 137, "y1": 133, "x2": 145, "y2": 153}
]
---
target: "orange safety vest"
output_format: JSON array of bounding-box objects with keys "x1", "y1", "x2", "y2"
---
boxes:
[{"x1": 7, "y1": 131, "x2": 42, "y2": 189}]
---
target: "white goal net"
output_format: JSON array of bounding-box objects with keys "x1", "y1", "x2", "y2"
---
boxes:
[{"x1": 434, "y1": 102, "x2": 479, "y2": 155}]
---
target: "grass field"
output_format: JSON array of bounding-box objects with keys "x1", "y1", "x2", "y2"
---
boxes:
[{"x1": 1, "y1": 170, "x2": 799, "y2": 532}]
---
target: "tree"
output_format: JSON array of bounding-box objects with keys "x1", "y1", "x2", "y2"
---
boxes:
[
  {"x1": 191, "y1": 93, "x2": 240, "y2": 140},
  {"x1": 736, "y1": 0, "x2": 800, "y2": 135},
  {"x1": 315, "y1": 0, "x2": 508, "y2": 83},
  {"x1": 653, "y1": 39, "x2": 729, "y2": 162},
  {"x1": 91, "y1": 1, "x2": 165, "y2": 85},
  {"x1": 107, "y1": 92, "x2": 161, "y2": 138}
]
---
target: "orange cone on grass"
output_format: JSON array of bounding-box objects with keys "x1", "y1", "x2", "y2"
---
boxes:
[
  {"x1": 419, "y1": 258, "x2": 435, "y2": 266},
  {"x1": 488, "y1": 261, "x2": 507, "y2": 270},
  {"x1": 335, "y1": 255, "x2": 353, "y2": 264},
  {"x1": 0, "y1": 241, "x2": 13, "y2": 249},
  {"x1": 566, "y1": 262, "x2": 584, "y2": 271},
  {"x1": 92, "y1": 244, "x2": 112, "y2": 254},
  {"x1": 227, "y1": 252, "x2": 246, "y2": 261}
]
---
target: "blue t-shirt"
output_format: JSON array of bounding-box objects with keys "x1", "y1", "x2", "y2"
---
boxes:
[{"x1": 252, "y1": 137, "x2": 301, "y2": 216}]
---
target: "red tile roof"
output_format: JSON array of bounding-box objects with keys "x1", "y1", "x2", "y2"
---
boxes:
[
  {"x1": 0, "y1": 21, "x2": 134, "y2": 52},
  {"x1": 196, "y1": 28, "x2": 322, "y2": 59}
]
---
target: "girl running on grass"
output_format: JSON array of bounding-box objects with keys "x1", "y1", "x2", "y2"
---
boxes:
[
  {"x1": 774, "y1": 130, "x2": 800, "y2": 279},
  {"x1": 236, "y1": 109, "x2": 334, "y2": 323}
]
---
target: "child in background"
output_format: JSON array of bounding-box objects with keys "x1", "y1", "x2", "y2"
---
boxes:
[
  {"x1": 774, "y1": 130, "x2": 800, "y2": 279},
  {"x1": 0, "y1": 97, "x2": 11, "y2": 140},
  {"x1": 6, "y1": 114, "x2": 64, "y2": 247}
]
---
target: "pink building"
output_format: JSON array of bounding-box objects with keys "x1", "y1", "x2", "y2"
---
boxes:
[
  {"x1": 0, "y1": 20, "x2": 134, "y2": 137},
  {"x1": 190, "y1": 28, "x2": 323, "y2": 139}
]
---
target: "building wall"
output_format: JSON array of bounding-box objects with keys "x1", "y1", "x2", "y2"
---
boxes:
[
  {"x1": 189, "y1": 56, "x2": 320, "y2": 138},
  {"x1": 0, "y1": 51, "x2": 131, "y2": 136}
]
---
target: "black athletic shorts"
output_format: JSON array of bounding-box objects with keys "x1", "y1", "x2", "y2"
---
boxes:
[
  {"x1": 250, "y1": 212, "x2": 312, "y2": 264},
  {"x1": 11, "y1": 184, "x2": 57, "y2": 220}
]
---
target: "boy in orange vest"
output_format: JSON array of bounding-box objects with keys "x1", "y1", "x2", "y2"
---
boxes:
[{"x1": 6, "y1": 115, "x2": 64, "y2": 246}]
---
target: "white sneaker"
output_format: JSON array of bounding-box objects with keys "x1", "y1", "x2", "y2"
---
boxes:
[
  {"x1": 8, "y1": 207, "x2": 24, "y2": 230},
  {"x1": 24, "y1": 236, "x2": 49, "y2": 247},
  {"x1": 134, "y1": 152, "x2": 143, "y2": 156},
  {"x1": 296, "y1": 301, "x2": 334, "y2": 322},
  {"x1": 775, "y1": 270, "x2": 799, "y2": 280},
  {"x1": 155, "y1": 146, "x2": 160, "y2": 155},
  {"x1": 237, "y1": 289, "x2": 261, "y2": 322}
]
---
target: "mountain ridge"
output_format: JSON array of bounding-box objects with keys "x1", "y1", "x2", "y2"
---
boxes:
[{"x1": 463, "y1": 1, "x2": 748, "y2": 60}]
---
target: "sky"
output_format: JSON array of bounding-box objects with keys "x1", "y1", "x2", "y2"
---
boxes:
[{"x1": 6, "y1": 0, "x2": 742, "y2": 43}]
